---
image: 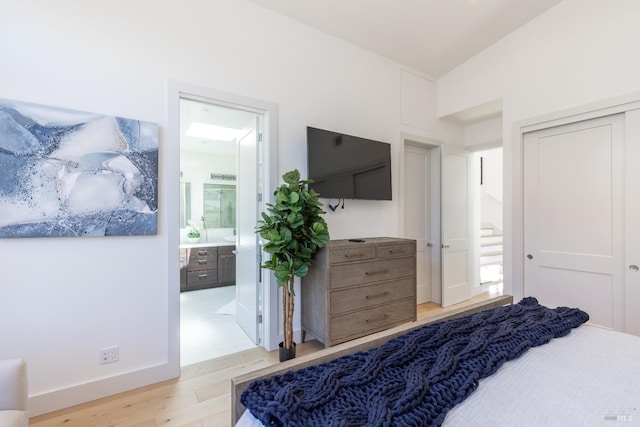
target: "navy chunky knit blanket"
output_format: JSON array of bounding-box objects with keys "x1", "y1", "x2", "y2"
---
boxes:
[{"x1": 241, "y1": 297, "x2": 589, "y2": 427}]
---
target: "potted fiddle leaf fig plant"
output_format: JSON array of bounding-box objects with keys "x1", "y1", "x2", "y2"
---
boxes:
[{"x1": 256, "y1": 169, "x2": 330, "y2": 361}]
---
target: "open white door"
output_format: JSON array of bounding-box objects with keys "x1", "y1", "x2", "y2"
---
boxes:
[
  {"x1": 441, "y1": 145, "x2": 473, "y2": 307},
  {"x1": 235, "y1": 116, "x2": 261, "y2": 343},
  {"x1": 404, "y1": 143, "x2": 433, "y2": 304}
]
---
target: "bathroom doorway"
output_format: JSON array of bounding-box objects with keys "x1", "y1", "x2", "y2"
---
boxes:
[{"x1": 178, "y1": 96, "x2": 263, "y2": 365}]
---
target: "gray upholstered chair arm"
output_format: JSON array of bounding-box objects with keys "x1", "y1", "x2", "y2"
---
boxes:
[{"x1": 0, "y1": 359, "x2": 28, "y2": 412}]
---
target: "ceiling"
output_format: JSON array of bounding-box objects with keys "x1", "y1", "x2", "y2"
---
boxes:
[
  {"x1": 246, "y1": 0, "x2": 562, "y2": 78},
  {"x1": 181, "y1": 0, "x2": 564, "y2": 153}
]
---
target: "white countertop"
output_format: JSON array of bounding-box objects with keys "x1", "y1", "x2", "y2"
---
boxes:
[{"x1": 180, "y1": 241, "x2": 236, "y2": 249}]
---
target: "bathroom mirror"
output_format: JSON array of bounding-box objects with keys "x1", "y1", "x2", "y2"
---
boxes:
[
  {"x1": 179, "y1": 182, "x2": 191, "y2": 228},
  {"x1": 203, "y1": 183, "x2": 236, "y2": 228}
]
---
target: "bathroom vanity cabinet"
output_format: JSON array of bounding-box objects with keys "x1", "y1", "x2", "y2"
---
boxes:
[{"x1": 179, "y1": 244, "x2": 236, "y2": 291}]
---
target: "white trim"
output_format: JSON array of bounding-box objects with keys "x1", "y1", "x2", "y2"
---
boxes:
[
  {"x1": 509, "y1": 91, "x2": 640, "y2": 303},
  {"x1": 519, "y1": 92, "x2": 640, "y2": 134},
  {"x1": 29, "y1": 362, "x2": 177, "y2": 416},
  {"x1": 464, "y1": 139, "x2": 502, "y2": 152}
]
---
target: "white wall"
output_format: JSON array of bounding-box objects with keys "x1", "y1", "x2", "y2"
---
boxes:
[
  {"x1": 437, "y1": 0, "x2": 640, "y2": 298},
  {"x1": 0, "y1": 0, "x2": 447, "y2": 415},
  {"x1": 464, "y1": 117, "x2": 502, "y2": 150},
  {"x1": 439, "y1": 0, "x2": 640, "y2": 121}
]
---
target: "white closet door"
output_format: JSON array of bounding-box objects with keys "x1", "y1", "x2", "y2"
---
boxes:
[
  {"x1": 625, "y1": 109, "x2": 640, "y2": 335},
  {"x1": 523, "y1": 114, "x2": 624, "y2": 331}
]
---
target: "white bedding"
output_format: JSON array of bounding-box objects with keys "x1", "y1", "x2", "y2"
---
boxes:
[{"x1": 237, "y1": 325, "x2": 640, "y2": 426}]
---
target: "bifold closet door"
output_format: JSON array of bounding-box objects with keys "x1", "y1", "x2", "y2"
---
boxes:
[
  {"x1": 625, "y1": 109, "x2": 640, "y2": 336},
  {"x1": 523, "y1": 114, "x2": 625, "y2": 331}
]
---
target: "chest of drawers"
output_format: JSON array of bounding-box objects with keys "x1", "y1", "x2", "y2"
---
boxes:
[{"x1": 302, "y1": 237, "x2": 417, "y2": 347}]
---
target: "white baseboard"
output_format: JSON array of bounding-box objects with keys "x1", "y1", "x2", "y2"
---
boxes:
[{"x1": 29, "y1": 361, "x2": 179, "y2": 417}]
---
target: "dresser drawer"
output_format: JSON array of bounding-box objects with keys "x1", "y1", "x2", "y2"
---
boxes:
[
  {"x1": 188, "y1": 255, "x2": 216, "y2": 271},
  {"x1": 377, "y1": 243, "x2": 416, "y2": 259},
  {"x1": 189, "y1": 247, "x2": 216, "y2": 258},
  {"x1": 330, "y1": 278, "x2": 415, "y2": 316},
  {"x1": 330, "y1": 246, "x2": 376, "y2": 264},
  {"x1": 329, "y1": 298, "x2": 415, "y2": 344},
  {"x1": 330, "y1": 256, "x2": 416, "y2": 289},
  {"x1": 187, "y1": 269, "x2": 217, "y2": 286}
]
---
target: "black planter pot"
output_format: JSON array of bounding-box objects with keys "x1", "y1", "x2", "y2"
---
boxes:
[{"x1": 279, "y1": 342, "x2": 296, "y2": 362}]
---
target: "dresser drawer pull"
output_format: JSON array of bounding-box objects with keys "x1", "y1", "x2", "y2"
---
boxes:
[
  {"x1": 198, "y1": 259, "x2": 208, "y2": 264},
  {"x1": 344, "y1": 253, "x2": 363, "y2": 258},
  {"x1": 365, "y1": 291, "x2": 390, "y2": 299},
  {"x1": 198, "y1": 250, "x2": 208, "y2": 256},
  {"x1": 366, "y1": 314, "x2": 389, "y2": 323},
  {"x1": 365, "y1": 270, "x2": 388, "y2": 276},
  {"x1": 197, "y1": 273, "x2": 208, "y2": 279}
]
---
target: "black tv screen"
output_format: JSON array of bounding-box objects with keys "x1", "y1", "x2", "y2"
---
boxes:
[{"x1": 307, "y1": 127, "x2": 392, "y2": 200}]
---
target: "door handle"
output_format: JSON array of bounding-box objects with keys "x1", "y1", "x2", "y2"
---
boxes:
[
  {"x1": 630, "y1": 264, "x2": 639, "y2": 272},
  {"x1": 527, "y1": 254, "x2": 533, "y2": 260},
  {"x1": 442, "y1": 244, "x2": 450, "y2": 249}
]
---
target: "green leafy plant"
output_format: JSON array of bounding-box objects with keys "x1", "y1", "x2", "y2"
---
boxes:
[
  {"x1": 256, "y1": 169, "x2": 330, "y2": 352},
  {"x1": 186, "y1": 220, "x2": 200, "y2": 238}
]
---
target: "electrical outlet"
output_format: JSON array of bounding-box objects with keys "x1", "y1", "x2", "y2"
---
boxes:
[{"x1": 98, "y1": 346, "x2": 119, "y2": 365}]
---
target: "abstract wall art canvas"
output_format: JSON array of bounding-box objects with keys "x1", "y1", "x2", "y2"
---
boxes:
[{"x1": 0, "y1": 98, "x2": 159, "y2": 238}]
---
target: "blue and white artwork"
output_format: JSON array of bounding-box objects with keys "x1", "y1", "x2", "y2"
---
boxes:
[{"x1": 0, "y1": 98, "x2": 159, "y2": 238}]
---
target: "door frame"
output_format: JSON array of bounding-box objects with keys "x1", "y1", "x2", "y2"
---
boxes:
[
  {"x1": 167, "y1": 80, "x2": 279, "y2": 370},
  {"x1": 399, "y1": 134, "x2": 442, "y2": 304},
  {"x1": 510, "y1": 91, "x2": 640, "y2": 303},
  {"x1": 466, "y1": 145, "x2": 503, "y2": 293}
]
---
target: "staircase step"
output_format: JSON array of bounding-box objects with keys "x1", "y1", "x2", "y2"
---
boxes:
[
  {"x1": 481, "y1": 259, "x2": 504, "y2": 267},
  {"x1": 480, "y1": 228, "x2": 495, "y2": 237},
  {"x1": 481, "y1": 253, "x2": 503, "y2": 264},
  {"x1": 481, "y1": 239, "x2": 502, "y2": 246},
  {"x1": 481, "y1": 250, "x2": 503, "y2": 257},
  {"x1": 481, "y1": 243, "x2": 503, "y2": 253},
  {"x1": 480, "y1": 235, "x2": 503, "y2": 245}
]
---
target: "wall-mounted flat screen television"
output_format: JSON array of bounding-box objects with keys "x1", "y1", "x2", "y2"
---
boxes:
[{"x1": 307, "y1": 126, "x2": 392, "y2": 200}]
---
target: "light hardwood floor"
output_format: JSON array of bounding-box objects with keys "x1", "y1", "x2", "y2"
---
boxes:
[{"x1": 30, "y1": 291, "x2": 501, "y2": 427}]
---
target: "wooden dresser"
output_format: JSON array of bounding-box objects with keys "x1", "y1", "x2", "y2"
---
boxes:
[{"x1": 302, "y1": 237, "x2": 417, "y2": 347}]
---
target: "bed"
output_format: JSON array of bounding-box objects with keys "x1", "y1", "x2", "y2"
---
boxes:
[{"x1": 231, "y1": 295, "x2": 640, "y2": 426}]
